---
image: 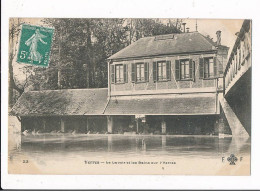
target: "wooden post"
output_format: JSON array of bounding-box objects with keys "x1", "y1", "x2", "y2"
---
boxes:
[
  {"x1": 33, "y1": 119, "x2": 37, "y2": 132},
  {"x1": 86, "y1": 117, "x2": 89, "y2": 132},
  {"x1": 107, "y1": 116, "x2": 113, "y2": 134},
  {"x1": 43, "y1": 117, "x2": 46, "y2": 132},
  {"x1": 61, "y1": 117, "x2": 65, "y2": 133},
  {"x1": 136, "y1": 118, "x2": 139, "y2": 133},
  {"x1": 161, "y1": 117, "x2": 167, "y2": 135}
]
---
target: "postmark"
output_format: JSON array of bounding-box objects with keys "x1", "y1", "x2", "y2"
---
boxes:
[{"x1": 17, "y1": 24, "x2": 54, "y2": 67}]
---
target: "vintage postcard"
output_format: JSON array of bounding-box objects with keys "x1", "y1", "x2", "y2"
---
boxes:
[{"x1": 8, "y1": 18, "x2": 251, "y2": 175}]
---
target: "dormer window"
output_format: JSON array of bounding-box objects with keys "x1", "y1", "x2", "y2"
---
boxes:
[{"x1": 154, "y1": 34, "x2": 174, "y2": 41}]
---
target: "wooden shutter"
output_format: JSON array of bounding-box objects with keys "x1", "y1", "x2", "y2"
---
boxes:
[
  {"x1": 144, "y1": 62, "x2": 149, "y2": 82},
  {"x1": 131, "y1": 63, "x2": 136, "y2": 83},
  {"x1": 123, "y1": 64, "x2": 128, "y2": 83},
  {"x1": 199, "y1": 58, "x2": 204, "y2": 79},
  {"x1": 111, "y1": 64, "x2": 115, "y2": 83},
  {"x1": 175, "y1": 60, "x2": 180, "y2": 81},
  {"x1": 166, "y1": 61, "x2": 171, "y2": 81},
  {"x1": 192, "y1": 61, "x2": 195, "y2": 81},
  {"x1": 189, "y1": 59, "x2": 193, "y2": 79},
  {"x1": 153, "y1": 61, "x2": 157, "y2": 82},
  {"x1": 213, "y1": 57, "x2": 217, "y2": 77}
]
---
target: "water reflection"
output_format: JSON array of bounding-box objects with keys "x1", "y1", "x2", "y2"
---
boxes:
[
  {"x1": 8, "y1": 133, "x2": 251, "y2": 162},
  {"x1": 108, "y1": 135, "x2": 112, "y2": 152},
  {"x1": 228, "y1": 137, "x2": 251, "y2": 154}
]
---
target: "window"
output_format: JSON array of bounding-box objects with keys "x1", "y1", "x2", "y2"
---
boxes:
[
  {"x1": 175, "y1": 59, "x2": 194, "y2": 81},
  {"x1": 157, "y1": 61, "x2": 167, "y2": 81},
  {"x1": 131, "y1": 62, "x2": 149, "y2": 83},
  {"x1": 204, "y1": 58, "x2": 214, "y2": 78},
  {"x1": 111, "y1": 64, "x2": 128, "y2": 84},
  {"x1": 153, "y1": 61, "x2": 171, "y2": 82},
  {"x1": 136, "y1": 63, "x2": 145, "y2": 82},
  {"x1": 180, "y1": 60, "x2": 190, "y2": 80},
  {"x1": 199, "y1": 57, "x2": 217, "y2": 79},
  {"x1": 115, "y1": 64, "x2": 124, "y2": 83}
]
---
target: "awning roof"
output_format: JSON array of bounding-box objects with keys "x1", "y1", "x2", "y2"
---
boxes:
[
  {"x1": 11, "y1": 88, "x2": 108, "y2": 116},
  {"x1": 11, "y1": 89, "x2": 218, "y2": 116},
  {"x1": 104, "y1": 95, "x2": 217, "y2": 115}
]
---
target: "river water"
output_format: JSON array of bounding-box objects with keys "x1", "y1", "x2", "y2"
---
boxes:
[{"x1": 8, "y1": 133, "x2": 251, "y2": 175}]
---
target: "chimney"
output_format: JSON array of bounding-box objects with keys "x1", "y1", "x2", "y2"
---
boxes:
[
  {"x1": 216, "y1": 30, "x2": 221, "y2": 45},
  {"x1": 182, "y1": 23, "x2": 186, "y2": 33},
  {"x1": 186, "y1": 27, "x2": 190, "y2": 33}
]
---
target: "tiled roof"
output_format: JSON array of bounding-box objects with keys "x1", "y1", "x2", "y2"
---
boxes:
[
  {"x1": 11, "y1": 89, "x2": 217, "y2": 116},
  {"x1": 11, "y1": 88, "x2": 108, "y2": 116},
  {"x1": 108, "y1": 32, "x2": 218, "y2": 60},
  {"x1": 104, "y1": 95, "x2": 217, "y2": 115}
]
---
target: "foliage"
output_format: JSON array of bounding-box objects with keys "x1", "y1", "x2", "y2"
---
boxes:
[{"x1": 9, "y1": 18, "x2": 183, "y2": 107}]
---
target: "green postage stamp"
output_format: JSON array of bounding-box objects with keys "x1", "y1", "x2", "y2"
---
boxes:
[{"x1": 17, "y1": 24, "x2": 54, "y2": 67}]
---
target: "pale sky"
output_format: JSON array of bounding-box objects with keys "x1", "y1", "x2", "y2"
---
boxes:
[{"x1": 183, "y1": 19, "x2": 244, "y2": 55}]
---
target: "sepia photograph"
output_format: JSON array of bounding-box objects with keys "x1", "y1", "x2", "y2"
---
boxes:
[{"x1": 7, "y1": 17, "x2": 252, "y2": 175}]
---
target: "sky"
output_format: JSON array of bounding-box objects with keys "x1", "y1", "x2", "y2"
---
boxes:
[{"x1": 183, "y1": 19, "x2": 243, "y2": 55}]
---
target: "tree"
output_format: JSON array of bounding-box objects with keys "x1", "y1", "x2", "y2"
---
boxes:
[
  {"x1": 42, "y1": 18, "x2": 95, "y2": 89},
  {"x1": 125, "y1": 19, "x2": 183, "y2": 44},
  {"x1": 9, "y1": 19, "x2": 24, "y2": 107},
  {"x1": 9, "y1": 18, "x2": 185, "y2": 106}
]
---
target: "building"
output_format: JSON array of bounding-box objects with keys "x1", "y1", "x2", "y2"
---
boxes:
[
  {"x1": 11, "y1": 30, "x2": 232, "y2": 135},
  {"x1": 105, "y1": 31, "x2": 229, "y2": 135}
]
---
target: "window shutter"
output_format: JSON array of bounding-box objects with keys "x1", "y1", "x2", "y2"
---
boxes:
[
  {"x1": 153, "y1": 62, "x2": 157, "y2": 82},
  {"x1": 131, "y1": 63, "x2": 136, "y2": 83},
  {"x1": 189, "y1": 59, "x2": 193, "y2": 79},
  {"x1": 123, "y1": 64, "x2": 128, "y2": 83},
  {"x1": 166, "y1": 61, "x2": 171, "y2": 81},
  {"x1": 175, "y1": 60, "x2": 180, "y2": 81},
  {"x1": 213, "y1": 57, "x2": 217, "y2": 77},
  {"x1": 144, "y1": 62, "x2": 149, "y2": 82},
  {"x1": 111, "y1": 64, "x2": 115, "y2": 83},
  {"x1": 192, "y1": 61, "x2": 195, "y2": 81},
  {"x1": 199, "y1": 58, "x2": 204, "y2": 79}
]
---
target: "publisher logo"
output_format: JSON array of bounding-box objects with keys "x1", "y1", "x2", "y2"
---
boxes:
[{"x1": 227, "y1": 154, "x2": 238, "y2": 165}]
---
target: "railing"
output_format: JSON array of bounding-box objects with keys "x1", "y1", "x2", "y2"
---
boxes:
[{"x1": 224, "y1": 20, "x2": 251, "y2": 95}]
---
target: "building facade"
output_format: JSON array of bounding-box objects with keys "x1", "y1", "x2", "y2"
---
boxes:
[{"x1": 104, "y1": 32, "x2": 229, "y2": 135}]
